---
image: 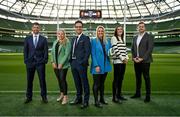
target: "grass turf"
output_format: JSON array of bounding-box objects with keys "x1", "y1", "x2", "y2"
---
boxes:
[
  {"x1": 0, "y1": 53, "x2": 180, "y2": 92},
  {"x1": 0, "y1": 93, "x2": 180, "y2": 116},
  {"x1": 0, "y1": 53, "x2": 180, "y2": 116}
]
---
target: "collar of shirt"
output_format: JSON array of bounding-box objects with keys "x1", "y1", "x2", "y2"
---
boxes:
[
  {"x1": 76, "y1": 33, "x2": 83, "y2": 42},
  {"x1": 33, "y1": 34, "x2": 39, "y2": 39},
  {"x1": 138, "y1": 32, "x2": 145, "y2": 38}
]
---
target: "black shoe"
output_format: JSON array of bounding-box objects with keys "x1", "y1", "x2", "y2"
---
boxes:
[
  {"x1": 24, "y1": 98, "x2": 32, "y2": 104},
  {"x1": 144, "y1": 96, "x2": 150, "y2": 103},
  {"x1": 95, "y1": 102, "x2": 103, "y2": 108},
  {"x1": 81, "y1": 103, "x2": 89, "y2": 109},
  {"x1": 119, "y1": 96, "x2": 127, "y2": 101},
  {"x1": 100, "y1": 100, "x2": 108, "y2": 105},
  {"x1": 70, "y1": 98, "x2": 82, "y2": 105},
  {"x1": 130, "y1": 94, "x2": 141, "y2": 99},
  {"x1": 42, "y1": 97, "x2": 48, "y2": 103}
]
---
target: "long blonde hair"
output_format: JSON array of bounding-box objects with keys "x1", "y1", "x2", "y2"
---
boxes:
[
  {"x1": 96, "y1": 25, "x2": 107, "y2": 43},
  {"x1": 57, "y1": 29, "x2": 69, "y2": 45}
]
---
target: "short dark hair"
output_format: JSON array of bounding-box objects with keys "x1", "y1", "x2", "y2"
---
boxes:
[
  {"x1": 32, "y1": 22, "x2": 40, "y2": 26},
  {"x1": 75, "y1": 20, "x2": 83, "y2": 27},
  {"x1": 138, "y1": 21, "x2": 145, "y2": 26}
]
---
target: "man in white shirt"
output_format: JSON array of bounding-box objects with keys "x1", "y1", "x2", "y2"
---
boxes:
[{"x1": 131, "y1": 21, "x2": 154, "y2": 103}]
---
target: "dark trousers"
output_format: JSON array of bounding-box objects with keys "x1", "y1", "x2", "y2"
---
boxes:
[
  {"x1": 134, "y1": 63, "x2": 151, "y2": 97},
  {"x1": 71, "y1": 64, "x2": 90, "y2": 103},
  {"x1": 54, "y1": 68, "x2": 68, "y2": 95},
  {"x1": 113, "y1": 63, "x2": 126, "y2": 99},
  {"x1": 26, "y1": 64, "x2": 47, "y2": 99},
  {"x1": 93, "y1": 73, "x2": 107, "y2": 103}
]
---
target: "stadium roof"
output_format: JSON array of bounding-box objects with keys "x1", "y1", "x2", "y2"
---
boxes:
[{"x1": 0, "y1": 0, "x2": 180, "y2": 23}]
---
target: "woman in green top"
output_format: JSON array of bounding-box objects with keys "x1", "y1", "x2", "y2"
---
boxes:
[{"x1": 51, "y1": 29, "x2": 71, "y2": 105}]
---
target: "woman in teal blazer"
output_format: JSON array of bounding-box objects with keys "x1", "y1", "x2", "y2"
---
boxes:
[
  {"x1": 51, "y1": 29, "x2": 71, "y2": 105},
  {"x1": 90, "y1": 25, "x2": 112, "y2": 108}
]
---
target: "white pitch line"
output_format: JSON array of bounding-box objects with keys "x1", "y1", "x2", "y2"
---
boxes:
[{"x1": 0, "y1": 90, "x2": 180, "y2": 94}]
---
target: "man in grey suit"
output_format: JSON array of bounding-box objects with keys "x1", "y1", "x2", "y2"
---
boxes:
[{"x1": 131, "y1": 21, "x2": 154, "y2": 103}]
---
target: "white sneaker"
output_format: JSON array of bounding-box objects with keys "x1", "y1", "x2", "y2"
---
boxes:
[
  {"x1": 57, "y1": 95, "x2": 63, "y2": 102},
  {"x1": 62, "y1": 96, "x2": 68, "y2": 105}
]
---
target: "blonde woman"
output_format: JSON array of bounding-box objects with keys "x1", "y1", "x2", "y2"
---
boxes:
[
  {"x1": 110, "y1": 26, "x2": 129, "y2": 103},
  {"x1": 90, "y1": 25, "x2": 112, "y2": 108},
  {"x1": 51, "y1": 29, "x2": 71, "y2": 105}
]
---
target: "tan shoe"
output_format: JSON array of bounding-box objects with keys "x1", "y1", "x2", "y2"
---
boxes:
[
  {"x1": 57, "y1": 94, "x2": 64, "y2": 102},
  {"x1": 62, "y1": 96, "x2": 68, "y2": 105}
]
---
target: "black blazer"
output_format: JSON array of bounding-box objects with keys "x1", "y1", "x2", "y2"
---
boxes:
[
  {"x1": 70, "y1": 34, "x2": 91, "y2": 67},
  {"x1": 131, "y1": 32, "x2": 154, "y2": 63},
  {"x1": 24, "y1": 34, "x2": 48, "y2": 67}
]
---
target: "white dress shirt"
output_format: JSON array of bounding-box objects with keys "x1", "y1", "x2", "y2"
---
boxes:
[
  {"x1": 72, "y1": 33, "x2": 83, "y2": 59},
  {"x1": 33, "y1": 34, "x2": 39, "y2": 47},
  {"x1": 136, "y1": 32, "x2": 145, "y2": 57}
]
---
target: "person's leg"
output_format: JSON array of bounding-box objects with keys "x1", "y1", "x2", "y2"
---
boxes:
[
  {"x1": 26, "y1": 66, "x2": 35, "y2": 100},
  {"x1": 93, "y1": 74, "x2": 102, "y2": 108},
  {"x1": 100, "y1": 73, "x2": 108, "y2": 104},
  {"x1": 71, "y1": 67, "x2": 82, "y2": 101},
  {"x1": 112, "y1": 64, "x2": 119, "y2": 101},
  {"x1": 59, "y1": 69, "x2": 68, "y2": 95},
  {"x1": 93, "y1": 74, "x2": 99, "y2": 102},
  {"x1": 142, "y1": 63, "x2": 151, "y2": 102},
  {"x1": 54, "y1": 68, "x2": 64, "y2": 101},
  {"x1": 78, "y1": 67, "x2": 90, "y2": 104},
  {"x1": 54, "y1": 69, "x2": 63, "y2": 92},
  {"x1": 59, "y1": 69, "x2": 68, "y2": 104},
  {"x1": 36, "y1": 64, "x2": 47, "y2": 101},
  {"x1": 133, "y1": 63, "x2": 142, "y2": 97},
  {"x1": 117, "y1": 64, "x2": 126, "y2": 100}
]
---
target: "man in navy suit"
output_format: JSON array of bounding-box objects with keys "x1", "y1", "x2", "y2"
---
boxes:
[
  {"x1": 24, "y1": 22, "x2": 48, "y2": 103},
  {"x1": 70, "y1": 20, "x2": 91, "y2": 109}
]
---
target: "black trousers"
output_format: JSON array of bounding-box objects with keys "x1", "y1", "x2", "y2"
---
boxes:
[
  {"x1": 54, "y1": 68, "x2": 68, "y2": 95},
  {"x1": 93, "y1": 73, "x2": 107, "y2": 103},
  {"x1": 113, "y1": 63, "x2": 126, "y2": 99},
  {"x1": 26, "y1": 64, "x2": 47, "y2": 99},
  {"x1": 134, "y1": 63, "x2": 151, "y2": 97},
  {"x1": 71, "y1": 65, "x2": 90, "y2": 103}
]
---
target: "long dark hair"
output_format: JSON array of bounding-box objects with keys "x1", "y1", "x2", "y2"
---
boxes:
[{"x1": 114, "y1": 26, "x2": 124, "y2": 43}]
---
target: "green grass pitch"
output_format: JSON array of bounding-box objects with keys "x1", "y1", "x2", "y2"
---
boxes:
[{"x1": 0, "y1": 53, "x2": 180, "y2": 116}]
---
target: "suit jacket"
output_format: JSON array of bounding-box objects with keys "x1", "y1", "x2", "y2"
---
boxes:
[
  {"x1": 131, "y1": 32, "x2": 154, "y2": 63},
  {"x1": 51, "y1": 39, "x2": 71, "y2": 69},
  {"x1": 70, "y1": 34, "x2": 91, "y2": 67},
  {"x1": 90, "y1": 38, "x2": 112, "y2": 74},
  {"x1": 24, "y1": 34, "x2": 48, "y2": 67}
]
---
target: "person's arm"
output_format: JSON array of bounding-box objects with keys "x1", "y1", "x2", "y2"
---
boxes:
[
  {"x1": 108, "y1": 37, "x2": 115, "y2": 57},
  {"x1": 125, "y1": 47, "x2": 129, "y2": 60},
  {"x1": 81, "y1": 36, "x2": 91, "y2": 65},
  {"x1": 23, "y1": 37, "x2": 28, "y2": 64},
  {"x1": 111, "y1": 37, "x2": 125, "y2": 61},
  {"x1": 142, "y1": 34, "x2": 154, "y2": 61},
  {"x1": 51, "y1": 41, "x2": 55, "y2": 63},
  {"x1": 59, "y1": 41, "x2": 71, "y2": 67},
  {"x1": 131, "y1": 37, "x2": 135, "y2": 59},
  {"x1": 91, "y1": 39, "x2": 101, "y2": 73},
  {"x1": 91, "y1": 39, "x2": 98, "y2": 67}
]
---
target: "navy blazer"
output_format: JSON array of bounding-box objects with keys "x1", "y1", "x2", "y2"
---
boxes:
[
  {"x1": 24, "y1": 34, "x2": 48, "y2": 67},
  {"x1": 70, "y1": 34, "x2": 91, "y2": 67}
]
